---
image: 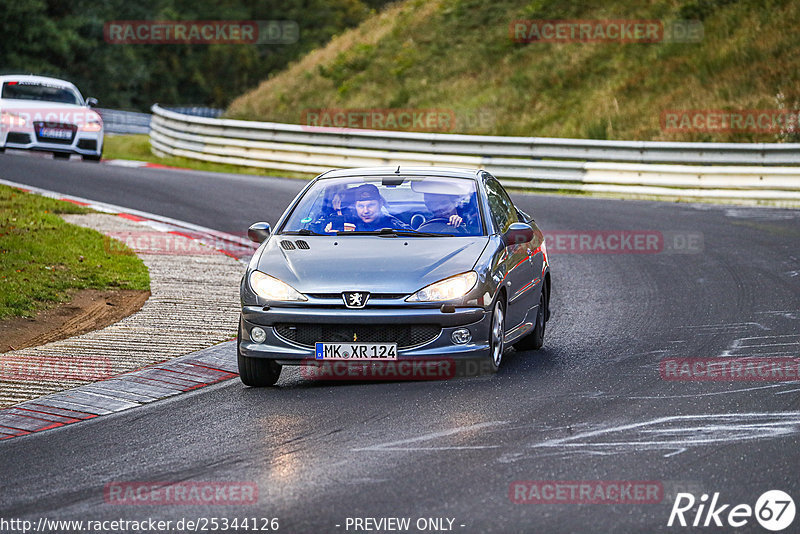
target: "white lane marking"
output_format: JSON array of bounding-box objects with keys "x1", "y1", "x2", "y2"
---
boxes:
[
  {"x1": 676, "y1": 323, "x2": 768, "y2": 330},
  {"x1": 720, "y1": 333, "x2": 800, "y2": 357},
  {"x1": 738, "y1": 334, "x2": 797, "y2": 341},
  {"x1": 353, "y1": 421, "x2": 508, "y2": 452},
  {"x1": 628, "y1": 383, "x2": 797, "y2": 399},
  {"x1": 530, "y1": 412, "x2": 800, "y2": 456}
]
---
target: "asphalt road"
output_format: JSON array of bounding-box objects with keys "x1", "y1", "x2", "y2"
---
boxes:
[{"x1": 1, "y1": 152, "x2": 799, "y2": 533}]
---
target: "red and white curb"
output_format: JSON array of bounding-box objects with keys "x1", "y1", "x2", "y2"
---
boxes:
[
  {"x1": 104, "y1": 158, "x2": 196, "y2": 172},
  {"x1": 0, "y1": 179, "x2": 259, "y2": 441},
  {"x1": 0, "y1": 341, "x2": 237, "y2": 441}
]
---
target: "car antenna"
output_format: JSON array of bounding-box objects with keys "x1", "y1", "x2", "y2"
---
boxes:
[{"x1": 395, "y1": 165, "x2": 400, "y2": 174}]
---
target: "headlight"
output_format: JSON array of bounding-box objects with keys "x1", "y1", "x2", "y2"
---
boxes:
[
  {"x1": 249, "y1": 271, "x2": 306, "y2": 302},
  {"x1": 80, "y1": 120, "x2": 102, "y2": 132},
  {"x1": 1, "y1": 112, "x2": 26, "y2": 128},
  {"x1": 406, "y1": 271, "x2": 478, "y2": 302}
]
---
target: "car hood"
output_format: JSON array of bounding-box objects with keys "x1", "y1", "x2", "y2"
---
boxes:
[{"x1": 255, "y1": 236, "x2": 489, "y2": 294}]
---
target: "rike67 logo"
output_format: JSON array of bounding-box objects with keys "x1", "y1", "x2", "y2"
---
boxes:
[{"x1": 668, "y1": 490, "x2": 795, "y2": 531}]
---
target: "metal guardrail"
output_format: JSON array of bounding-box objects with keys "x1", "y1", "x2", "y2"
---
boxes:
[
  {"x1": 163, "y1": 107, "x2": 224, "y2": 118},
  {"x1": 98, "y1": 108, "x2": 151, "y2": 135},
  {"x1": 99, "y1": 107, "x2": 224, "y2": 135},
  {"x1": 150, "y1": 104, "x2": 800, "y2": 202}
]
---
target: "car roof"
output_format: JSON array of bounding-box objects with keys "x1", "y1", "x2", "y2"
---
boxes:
[
  {"x1": 0, "y1": 75, "x2": 79, "y2": 91},
  {"x1": 317, "y1": 166, "x2": 484, "y2": 181}
]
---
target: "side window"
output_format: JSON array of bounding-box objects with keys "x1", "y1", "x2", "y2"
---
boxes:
[{"x1": 484, "y1": 177, "x2": 518, "y2": 233}]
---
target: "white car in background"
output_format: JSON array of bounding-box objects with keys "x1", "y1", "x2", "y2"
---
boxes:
[{"x1": 0, "y1": 75, "x2": 103, "y2": 161}]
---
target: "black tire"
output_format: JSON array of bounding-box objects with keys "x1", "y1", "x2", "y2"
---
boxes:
[
  {"x1": 237, "y1": 324, "x2": 282, "y2": 386},
  {"x1": 514, "y1": 284, "x2": 547, "y2": 351},
  {"x1": 82, "y1": 153, "x2": 102, "y2": 162},
  {"x1": 485, "y1": 297, "x2": 506, "y2": 373},
  {"x1": 53, "y1": 152, "x2": 70, "y2": 160}
]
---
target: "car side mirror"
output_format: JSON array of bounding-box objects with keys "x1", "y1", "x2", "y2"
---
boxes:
[
  {"x1": 503, "y1": 222, "x2": 533, "y2": 246},
  {"x1": 86, "y1": 97, "x2": 98, "y2": 108},
  {"x1": 248, "y1": 222, "x2": 271, "y2": 243}
]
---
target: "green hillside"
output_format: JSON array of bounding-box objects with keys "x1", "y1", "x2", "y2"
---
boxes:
[{"x1": 227, "y1": 0, "x2": 800, "y2": 142}]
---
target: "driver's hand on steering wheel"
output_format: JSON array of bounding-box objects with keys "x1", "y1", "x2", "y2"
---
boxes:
[{"x1": 448, "y1": 214, "x2": 463, "y2": 227}]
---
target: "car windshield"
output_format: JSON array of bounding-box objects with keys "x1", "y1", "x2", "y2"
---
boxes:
[
  {"x1": 281, "y1": 175, "x2": 484, "y2": 236},
  {"x1": 1, "y1": 82, "x2": 82, "y2": 105}
]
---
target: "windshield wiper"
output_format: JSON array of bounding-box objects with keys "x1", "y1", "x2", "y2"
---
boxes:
[
  {"x1": 339, "y1": 228, "x2": 453, "y2": 237},
  {"x1": 282, "y1": 229, "x2": 326, "y2": 236}
]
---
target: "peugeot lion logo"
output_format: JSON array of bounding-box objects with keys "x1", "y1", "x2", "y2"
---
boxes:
[{"x1": 343, "y1": 292, "x2": 369, "y2": 309}]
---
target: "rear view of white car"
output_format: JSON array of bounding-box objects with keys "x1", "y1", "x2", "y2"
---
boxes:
[{"x1": 0, "y1": 75, "x2": 103, "y2": 161}]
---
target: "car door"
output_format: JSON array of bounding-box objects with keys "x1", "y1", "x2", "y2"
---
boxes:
[
  {"x1": 517, "y1": 207, "x2": 545, "y2": 294},
  {"x1": 484, "y1": 176, "x2": 537, "y2": 329}
]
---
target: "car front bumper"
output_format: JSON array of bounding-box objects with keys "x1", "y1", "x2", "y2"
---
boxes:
[
  {"x1": 239, "y1": 305, "x2": 491, "y2": 364},
  {"x1": 1, "y1": 128, "x2": 103, "y2": 156}
]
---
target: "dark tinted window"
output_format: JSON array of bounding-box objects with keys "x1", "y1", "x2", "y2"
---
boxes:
[
  {"x1": 484, "y1": 177, "x2": 518, "y2": 233},
  {"x1": 2, "y1": 82, "x2": 82, "y2": 105}
]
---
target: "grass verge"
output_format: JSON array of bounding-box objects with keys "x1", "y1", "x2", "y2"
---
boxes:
[{"x1": 0, "y1": 185, "x2": 150, "y2": 319}]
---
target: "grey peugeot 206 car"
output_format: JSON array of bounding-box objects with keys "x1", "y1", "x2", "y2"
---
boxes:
[{"x1": 238, "y1": 166, "x2": 551, "y2": 386}]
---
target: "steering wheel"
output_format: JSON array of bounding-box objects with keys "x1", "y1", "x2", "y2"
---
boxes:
[
  {"x1": 416, "y1": 217, "x2": 468, "y2": 234},
  {"x1": 410, "y1": 213, "x2": 426, "y2": 229}
]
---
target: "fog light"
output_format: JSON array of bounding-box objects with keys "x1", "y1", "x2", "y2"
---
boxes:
[
  {"x1": 451, "y1": 328, "x2": 471, "y2": 344},
  {"x1": 250, "y1": 327, "x2": 267, "y2": 344}
]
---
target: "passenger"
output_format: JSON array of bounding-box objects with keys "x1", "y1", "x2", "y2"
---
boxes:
[{"x1": 321, "y1": 188, "x2": 355, "y2": 232}]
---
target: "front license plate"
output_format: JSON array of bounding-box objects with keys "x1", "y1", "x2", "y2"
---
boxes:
[
  {"x1": 39, "y1": 127, "x2": 72, "y2": 139},
  {"x1": 315, "y1": 342, "x2": 397, "y2": 360}
]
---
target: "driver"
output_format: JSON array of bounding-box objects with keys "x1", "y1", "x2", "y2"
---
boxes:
[
  {"x1": 350, "y1": 184, "x2": 411, "y2": 231},
  {"x1": 423, "y1": 193, "x2": 467, "y2": 228}
]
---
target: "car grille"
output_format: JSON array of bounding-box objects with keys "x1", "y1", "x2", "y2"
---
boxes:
[
  {"x1": 306, "y1": 293, "x2": 406, "y2": 300},
  {"x1": 274, "y1": 324, "x2": 441, "y2": 349},
  {"x1": 33, "y1": 122, "x2": 77, "y2": 144},
  {"x1": 6, "y1": 133, "x2": 31, "y2": 144}
]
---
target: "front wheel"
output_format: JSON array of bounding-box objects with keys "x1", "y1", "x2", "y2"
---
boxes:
[
  {"x1": 82, "y1": 153, "x2": 102, "y2": 162},
  {"x1": 237, "y1": 325, "x2": 282, "y2": 386},
  {"x1": 485, "y1": 298, "x2": 506, "y2": 373}
]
